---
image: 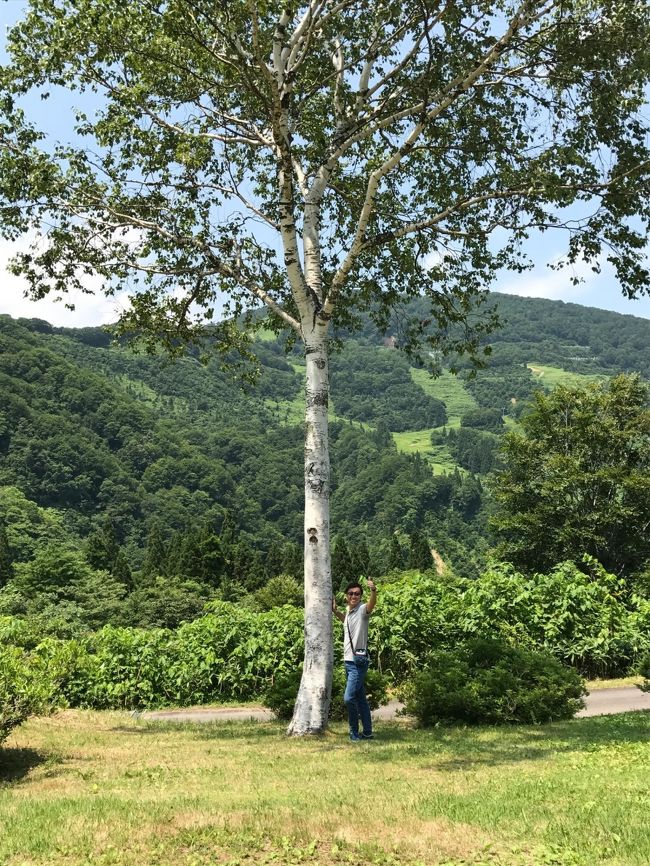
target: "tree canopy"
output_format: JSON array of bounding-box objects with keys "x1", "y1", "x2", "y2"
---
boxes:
[{"x1": 1, "y1": 1, "x2": 648, "y2": 348}]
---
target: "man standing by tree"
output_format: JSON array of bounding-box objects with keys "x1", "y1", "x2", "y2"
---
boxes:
[{"x1": 334, "y1": 578, "x2": 377, "y2": 741}]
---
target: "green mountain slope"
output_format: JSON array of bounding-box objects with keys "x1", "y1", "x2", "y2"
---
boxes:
[{"x1": 0, "y1": 295, "x2": 648, "y2": 629}]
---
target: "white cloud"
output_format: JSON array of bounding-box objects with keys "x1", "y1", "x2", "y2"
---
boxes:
[
  {"x1": 493, "y1": 251, "x2": 650, "y2": 319},
  {"x1": 0, "y1": 235, "x2": 132, "y2": 327},
  {"x1": 495, "y1": 253, "x2": 599, "y2": 302}
]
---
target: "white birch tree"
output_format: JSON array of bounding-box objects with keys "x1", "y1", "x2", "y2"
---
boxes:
[{"x1": 1, "y1": 0, "x2": 649, "y2": 734}]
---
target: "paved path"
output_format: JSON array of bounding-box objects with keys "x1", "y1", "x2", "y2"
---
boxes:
[
  {"x1": 142, "y1": 686, "x2": 650, "y2": 724},
  {"x1": 575, "y1": 687, "x2": 650, "y2": 718}
]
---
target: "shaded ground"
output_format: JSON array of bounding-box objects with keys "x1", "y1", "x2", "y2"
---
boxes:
[{"x1": 143, "y1": 686, "x2": 650, "y2": 724}]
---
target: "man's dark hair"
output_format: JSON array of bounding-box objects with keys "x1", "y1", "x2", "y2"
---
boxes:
[{"x1": 344, "y1": 582, "x2": 362, "y2": 595}]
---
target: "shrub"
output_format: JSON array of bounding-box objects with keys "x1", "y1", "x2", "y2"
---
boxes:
[
  {"x1": 458, "y1": 560, "x2": 649, "y2": 678},
  {"x1": 164, "y1": 602, "x2": 304, "y2": 705},
  {"x1": 121, "y1": 575, "x2": 210, "y2": 629},
  {"x1": 252, "y1": 574, "x2": 303, "y2": 611},
  {"x1": 0, "y1": 645, "x2": 55, "y2": 746},
  {"x1": 3, "y1": 563, "x2": 644, "y2": 717},
  {"x1": 370, "y1": 573, "x2": 463, "y2": 679},
  {"x1": 24, "y1": 602, "x2": 306, "y2": 711},
  {"x1": 0, "y1": 615, "x2": 36, "y2": 648},
  {"x1": 264, "y1": 665, "x2": 389, "y2": 722},
  {"x1": 399, "y1": 638, "x2": 586, "y2": 726}
]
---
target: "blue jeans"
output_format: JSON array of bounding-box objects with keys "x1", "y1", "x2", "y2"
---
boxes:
[{"x1": 344, "y1": 659, "x2": 372, "y2": 736}]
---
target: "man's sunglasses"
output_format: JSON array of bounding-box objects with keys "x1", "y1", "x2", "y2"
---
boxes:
[{"x1": 346, "y1": 591, "x2": 362, "y2": 596}]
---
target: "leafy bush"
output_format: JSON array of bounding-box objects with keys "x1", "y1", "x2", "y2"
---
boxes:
[
  {"x1": 165, "y1": 602, "x2": 304, "y2": 705},
  {"x1": 0, "y1": 645, "x2": 55, "y2": 746},
  {"x1": 23, "y1": 602, "x2": 306, "y2": 711},
  {"x1": 251, "y1": 574, "x2": 303, "y2": 611},
  {"x1": 0, "y1": 615, "x2": 37, "y2": 648},
  {"x1": 121, "y1": 576, "x2": 210, "y2": 629},
  {"x1": 457, "y1": 560, "x2": 649, "y2": 678},
  {"x1": 2, "y1": 561, "x2": 646, "y2": 717},
  {"x1": 399, "y1": 638, "x2": 586, "y2": 726},
  {"x1": 370, "y1": 573, "x2": 463, "y2": 679},
  {"x1": 264, "y1": 664, "x2": 389, "y2": 721}
]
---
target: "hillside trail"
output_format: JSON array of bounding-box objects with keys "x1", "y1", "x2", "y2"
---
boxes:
[{"x1": 142, "y1": 687, "x2": 650, "y2": 724}]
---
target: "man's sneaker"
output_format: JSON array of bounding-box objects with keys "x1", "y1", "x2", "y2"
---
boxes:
[
  {"x1": 361, "y1": 733, "x2": 374, "y2": 740},
  {"x1": 349, "y1": 733, "x2": 362, "y2": 741}
]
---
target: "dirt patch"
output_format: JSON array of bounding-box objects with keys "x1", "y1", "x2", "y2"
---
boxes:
[{"x1": 430, "y1": 547, "x2": 447, "y2": 576}]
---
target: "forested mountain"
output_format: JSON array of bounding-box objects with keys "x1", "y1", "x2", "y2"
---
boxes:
[
  {"x1": 1, "y1": 294, "x2": 649, "y2": 633},
  {"x1": 351, "y1": 292, "x2": 650, "y2": 376},
  {"x1": 480, "y1": 294, "x2": 650, "y2": 377}
]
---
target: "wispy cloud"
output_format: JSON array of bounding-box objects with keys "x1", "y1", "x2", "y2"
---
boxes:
[
  {"x1": 493, "y1": 251, "x2": 650, "y2": 319},
  {"x1": 0, "y1": 235, "x2": 131, "y2": 327},
  {"x1": 495, "y1": 253, "x2": 599, "y2": 302}
]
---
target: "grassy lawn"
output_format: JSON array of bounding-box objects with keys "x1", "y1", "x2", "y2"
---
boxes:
[
  {"x1": 2, "y1": 711, "x2": 648, "y2": 866},
  {"x1": 586, "y1": 676, "x2": 644, "y2": 690}
]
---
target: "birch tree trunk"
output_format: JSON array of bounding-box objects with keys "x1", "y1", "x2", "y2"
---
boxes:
[{"x1": 287, "y1": 327, "x2": 333, "y2": 735}]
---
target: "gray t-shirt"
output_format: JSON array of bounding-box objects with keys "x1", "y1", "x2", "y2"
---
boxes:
[{"x1": 343, "y1": 603, "x2": 371, "y2": 662}]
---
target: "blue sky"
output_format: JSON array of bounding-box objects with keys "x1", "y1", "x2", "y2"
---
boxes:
[{"x1": 1, "y1": 1, "x2": 649, "y2": 327}]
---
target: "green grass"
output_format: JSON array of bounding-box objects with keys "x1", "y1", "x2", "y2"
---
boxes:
[
  {"x1": 527, "y1": 365, "x2": 605, "y2": 390},
  {"x1": 410, "y1": 368, "x2": 479, "y2": 426},
  {"x1": 1, "y1": 711, "x2": 648, "y2": 866},
  {"x1": 392, "y1": 429, "x2": 459, "y2": 474},
  {"x1": 392, "y1": 429, "x2": 434, "y2": 454},
  {"x1": 112, "y1": 374, "x2": 189, "y2": 414},
  {"x1": 114, "y1": 374, "x2": 161, "y2": 404},
  {"x1": 586, "y1": 676, "x2": 644, "y2": 690},
  {"x1": 265, "y1": 396, "x2": 352, "y2": 427},
  {"x1": 389, "y1": 369, "x2": 479, "y2": 473},
  {"x1": 265, "y1": 394, "x2": 306, "y2": 426}
]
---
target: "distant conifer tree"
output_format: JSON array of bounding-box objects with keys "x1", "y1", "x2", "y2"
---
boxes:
[
  {"x1": 112, "y1": 548, "x2": 133, "y2": 588},
  {"x1": 388, "y1": 533, "x2": 405, "y2": 572},
  {"x1": 142, "y1": 522, "x2": 168, "y2": 579},
  {"x1": 85, "y1": 518, "x2": 120, "y2": 572},
  {"x1": 352, "y1": 538, "x2": 371, "y2": 579},
  {"x1": 408, "y1": 529, "x2": 433, "y2": 571},
  {"x1": 281, "y1": 541, "x2": 303, "y2": 580},
  {"x1": 265, "y1": 540, "x2": 286, "y2": 579},
  {"x1": 331, "y1": 536, "x2": 355, "y2": 591},
  {"x1": 0, "y1": 522, "x2": 14, "y2": 587}
]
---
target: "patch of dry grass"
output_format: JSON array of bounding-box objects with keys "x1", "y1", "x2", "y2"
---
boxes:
[{"x1": 586, "y1": 676, "x2": 644, "y2": 690}]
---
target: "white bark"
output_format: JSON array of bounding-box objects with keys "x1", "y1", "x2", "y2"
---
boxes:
[{"x1": 287, "y1": 328, "x2": 333, "y2": 735}]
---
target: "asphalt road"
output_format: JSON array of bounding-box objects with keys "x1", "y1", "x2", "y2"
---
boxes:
[
  {"x1": 142, "y1": 686, "x2": 650, "y2": 724},
  {"x1": 574, "y1": 686, "x2": 650, "y2": 718}
]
